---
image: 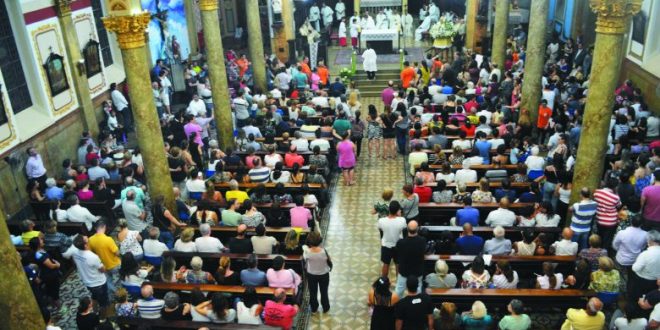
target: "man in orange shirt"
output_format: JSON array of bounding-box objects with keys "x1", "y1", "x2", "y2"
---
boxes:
[
  {"x1": 299, "y1": 57, "x2": 312, "y2": 79},
  {"x1": 317, "y1": 61, "x2": 329, "y2": 88},
  {"x1": 235, "y1": 54, "x2": 250, "y2": 78},
  {"x1": 537, "y1": 99, "x2": 553, "y2": 144},
  {"x1": 400, "y1": 61, "x2": 417, "y2": 89},
  {"x1": 431, "y1": 56, "x2": 443, "y2": 74}
]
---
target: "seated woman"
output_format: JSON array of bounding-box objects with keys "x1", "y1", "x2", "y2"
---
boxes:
[
  {"x1": 534, "y1": 201, "x2": 561, "y2": 227},
  {"x1": 564, "y1": 259, "x2": 591, "y2": 290},
  {"x1": 120, "y1": 252, "x2": 150, "y2": 288},
  {"x1": 264, "y1": 145, "x2": 283, "y2": 169},
  {"x1": 588, "y1": 256, "x2": 620, "y2": 293},
  {"x1": 491, "y1": 261, "x2": 519, "y2": 289},
  {"x1": 432, "y1": 179, "x2": 454, "y2": 204},
  {"x1": 77, "y1": 180, "x2": 94, "y2": 201},
  {"x1": 512, "y1": 228, "x2": 536, "y2": 256},
  {"x1": 194, "y1": 293, "x2": 237, "y2": 323},
  {"x1": 270, "y1": 162, "x2": 291, "y2": 183},
  {"x1": 433, "y1": 302, "x2": 462, "y2": 330},
  {"x1": 185, "y1": 256, "x2": 216, "y2": 284},
  {"x1": 236, "y1": 287, "x2": 263, "y2": 325},
  {"x1": 215, "y1": 256, "x2": 240, "y2": 285},
  {"x1": 461, "y1": 300, "x2": 493, "y2": 330},
  {"x1": 535, "y1": 262, "x2": 563, "y2": 290},
  {"x1": 415, "y1": 162, "x2": 436, "y2": 184},
  {"x1": 471, "y1": 178, "x2": 494, "y2": 203},
  {"x1": 202, "y1": 180, "x2": 225, "y2": 206},
  {"x1": 435, "y1": 163, "x2": 455, "y2": 184},
  {"x1": 266, "y1": 255, "x2": 302, "y2": 293},
  {"x1": 272, "y1": 183, "x2": 293, "y2": 204},
  {"x1": 192, "y1": 199, "x2": 219, "y2": 226},
  {"x1": 241, "y1": 199, "x2": 267, "y2": 227},
  {"x1": 249, "y1": 184, "x2": 272, "y2": 204},
  {"x1": 425, "y1": 260, "x2": 457, "y2": 289},
  {"x1": 279, "y1": 229, "x2": 303, "y2": 255},
  {"x1": 461, "y1": 256, "x2": 490, "y2": 289},
  {"x1": 578, "y1": 234, "x2": 608, "y2": 271},
  {"x1": 173, "y1": 228, "x2": 197, "y2": 252},
  {"x1": 511, "y1": 163, "x2": 529, "y2": 183},
  {"x1": 452, "y1": 182, "x2": 472, "y2": 204}
]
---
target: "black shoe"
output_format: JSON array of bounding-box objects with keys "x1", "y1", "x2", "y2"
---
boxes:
[{"x1": 323, "y1": 306, "x2": 330, "y2": 313}]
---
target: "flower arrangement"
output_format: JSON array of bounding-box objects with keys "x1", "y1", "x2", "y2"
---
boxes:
[
  {"x1": 339, "y1": 67, "x2": 354, "y2": 84},
  {"x1": 429, "y1": 17, "x2": 456, "y2": 39}
]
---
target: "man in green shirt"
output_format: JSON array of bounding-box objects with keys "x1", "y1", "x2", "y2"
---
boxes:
[
  {"x1": 332, "y1": 112, "x2": 351, "y2": 139},
  {"x1": 498, "y1": 299, "x2": 532, "y2": 330},
  {"x1": 221, "y1": 199, "x2": 243, "y2": 226},
  {"x1": 293, "y1": 66, "x2": 308, "y2": 90}
]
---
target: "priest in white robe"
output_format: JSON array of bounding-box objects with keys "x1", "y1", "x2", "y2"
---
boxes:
[
  {"x1": 362, "y1": 47, "x2": 378, "y2": 80},
  {"x1": 335, "y1": 0, "x2": 346, "y2": 22},
  {"x1": 361, "y1": 12, "x2": 376, "y2": 30},
  {"x1": 403, "y1": 13, "x2": 414, "y2": 37},
  {"x1": 390, "y1": 10, "x2": 401, "y2": 33},
  {"x1": 428, "y1": 3, "x2": 440, "y2": 22},
  {"x1": 309, "y1": 4, "x2": 321, "y2": 31},
  {"x1": 415, "y1": 15, "x2": 434, "y2": 41},
  {"x1": 321, "y1": 3, "x2": 334, "y2": 31},
  {"x1": 376, "y1": 9, "x2": 389, "y2": 29},
  {"x1": 419, "y1": 5, "x2": 428, "y2": 21}
]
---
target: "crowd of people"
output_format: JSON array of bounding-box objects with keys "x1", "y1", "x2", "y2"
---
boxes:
[{"x1": 10, "y1": 1, "x2": 660, "y2": 329}]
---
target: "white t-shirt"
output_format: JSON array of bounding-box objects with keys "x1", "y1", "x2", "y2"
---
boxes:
[
  {"x1": 174, "y1": 240, "x2": 197, "y2": 252},
  {"x1": 251, "y1": 236, "x2": 278, "y2": 254},
  {"x1": 72, "y1": 250, "x2": 106, "y2": 288},
  {"x1": 492, "y1": 271, "x2": 519, "y2": 289},
  {"x1": 455, "y1": 169, "x2": 478, "y2": 184},
  {"x1": 536, "y1": 273, "x2": 563, "y2": 289},
  {"x1": 435, "y1": 172, "x2": 455, "y2": 183},
  {"x1": 613, "y1": 317, "x2": 648, "y2": 330},
  {"x1": 237, "y1": 301, "x2": 262, "y2": 325},
  {"x1": 377, "y1": 216, "x2": 407, "y2": 248},
  {"x1": 310, "y1": 139, "x2": 331, "y2": 152},
  {"x1": 264, "y1": 154, "x2": 283, "y2": 168},
  {"x1": 143, "y1": 239, "x2": 169, "y2": 257},
  {"x1": 551, "y1": 239, "x2": 578, "y2": 256},
  {"x1": 195, "y1": 236, "x2": 225, "y2": 253}
]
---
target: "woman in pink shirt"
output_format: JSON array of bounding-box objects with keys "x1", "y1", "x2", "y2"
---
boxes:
[
  {"x1": 289, "y1": 196, "x2": 312, "y2": 229},
  {"x1": 266, "y1": 256, "x2": 302, "y2": 293},
  {"x1": 337, "y1": 132, "x2": 357, "y2": 186},
  {"x1": 77, "y1": 180, "x2": 94, "y2": 201},
  {"x1": 310, "y1": 69, "x2": 321, "y2": 91}
]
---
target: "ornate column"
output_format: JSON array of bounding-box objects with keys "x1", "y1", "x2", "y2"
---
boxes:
[
  {"x1": 199, "y1": 0, "x2": 234, "y2": 150},
  {"x1": 184, "y1": 0, "x2": 200, "y2": 56},
  {"x1": 519, "y1": 0, "x2": 549, "y2": 125},
  {"x1": 465, "y1": 0, "x2": 479, "y2": 50},
  {"x1": 491, "y1": 0, "x2": 509, "y2": 71},
  {"x1": 354, "y1": 0, "x2": 360, "y2": 16},
  {"x1": 55, "y1": 0, "x2": 99, "y2": 137},
  {"x1": 103, "y1": 12, "x2": 176, "y2": 212},
  {"x1": 570, "y1": 0, "x2": 641, "y2": 206},
  {"x1": 0, "y1": 211, "x2": 45, "y2": 330},
  {"x1": 246, "y1": 0, "x2": 267, "y2": 92}
]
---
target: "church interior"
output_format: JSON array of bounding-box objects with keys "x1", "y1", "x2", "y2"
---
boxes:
[{"x1": 1, "y1": 0, "x2": 660, "y2": 329}]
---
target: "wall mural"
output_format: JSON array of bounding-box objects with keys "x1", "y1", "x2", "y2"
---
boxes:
[
  {"x1": 83, "y1": 39, "x2": 102, "y2": 78},
  {"x1": 141, "y1": 0, "x2": 191, "y2": 65},
  {"x1": 43, "y1": 52, "x2": 69, "y2": 97}
]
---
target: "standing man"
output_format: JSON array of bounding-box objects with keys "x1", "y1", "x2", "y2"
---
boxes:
[
  {"x1": 72, "y1": 235, "x2": 109, "y2": 311},
  {"x1": 377, "y1": 201, "x2": 407, "y2": 277},
  {"x1": 537, "y1": 99, "x2": 552, "y2": 145},
  {"x1": 25, "y1": 147, "x2": 47, "y2": 188},
  {"x1": 381, "y1": 81, "x2": 396, "y2": 110},
  {"x1": 400, "y1": 61, "x2": 417, "y2": 90},
  {"x1": 395, "y1": 221, "x2": 426, "y2": 298},
  {"x1": 309, "y1": 2, "x2": 321, "y2": 32},
  {"x1": 335, "y1": 0, "x2": 346, "y2": 25},
  {"x1": 569, "y1": 187, "x2": 598, "y2": 251},
  {"x1": 362, "y1": 46, "x2": 378, "y2": 80},
  {"x1": 629, "y1": 230, "x2": 660, "y2": 305},
  {"x1": 394, "y1": 276, "x2": 434, "y2": 330},
  {"x1": 232, "y1": 89, "x2": 251, "y2": 128},
  {"x1": 593, "y1": 178, "x2": 622, "y2": 251},
  {"x1": 321, "y1": 2, "x2": 334, "y2": 38},
  {"x1": 110, "y1": 82, "x2": 131, "y2": 131},
  {"x1": 88, "y1": 221, "x2": 121, "y2": 297},
  {"x1": 612, "y1": 215, "x2": 648, "y2": 275}
]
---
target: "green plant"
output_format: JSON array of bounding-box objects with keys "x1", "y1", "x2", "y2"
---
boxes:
[{"x1": 339, "y1": 67, "x2": 354, "y2": 84}]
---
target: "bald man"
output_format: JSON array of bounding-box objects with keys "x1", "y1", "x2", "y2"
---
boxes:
[
  {"x1": 137, "y1": 284, "x2": 165, "y2": 319},
  {"x1": 228, "y1": 224, "x2": 253, "y2": 253},
  {"x1": 561, "y1": 297, "x2": 604, "y2": 330},
  {"x1": 394, "y1": 220, "x2": 427, "y2": 298},
  {"x1": 551, "y1": 227, "x2": 579, "y2": 256},
  {"x1": 264, "y1": 288, "x2": 299, "y2": 329},
  {"x1": 456, "y1": 223, "x2": 484, "y2": 255}
]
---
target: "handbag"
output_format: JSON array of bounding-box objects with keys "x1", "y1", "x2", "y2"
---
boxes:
[{"x1": 324, "y1": 248, "x2": 333, "y2": 271}]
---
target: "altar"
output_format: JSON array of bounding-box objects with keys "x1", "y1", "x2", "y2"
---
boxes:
[{"x1": 361, "y1": 29, "x2": 398, "y2": 53}]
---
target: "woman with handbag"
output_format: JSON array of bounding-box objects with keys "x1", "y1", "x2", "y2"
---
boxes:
[{"x1": 303, "y1": 231, "x2": 332, "y2": 313}]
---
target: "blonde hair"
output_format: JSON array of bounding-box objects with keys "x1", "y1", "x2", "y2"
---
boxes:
[
  {"x1": 115, "y1": 288, "x2": 129, "y2": 303},
  {"x1": 471, "y1": 300, "x2": 487, "y2": 319},
  {"x1": 435, "y1": 260, "x2": 449, "y2": 277},
  {"x1": 479, "y1": 178, "x2": 490, "y2": 192},
  {"x1": 181, "y1": 227, "x2": 195, "y2": 242},
  {"x1": 348, "y1": 91, "x2": 359, "y2": 107},
  {"x1": 190, "y1": 256, "x2": 203, "y2": 271},
  {"x1": 284, "y1": 229, "x2": 299, "y2": 250},
  {"x1": 217, "y1": 256, "x2": 231, "y2": 278},
  {"x1": 382, "y1": 188, "x2": 394, "y2": 201},
  {"x1": 598, "y1": 256, "x2": 615, "y2": 272}
]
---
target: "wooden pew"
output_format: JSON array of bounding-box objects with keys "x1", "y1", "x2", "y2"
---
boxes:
[
  {"x1": 29, "y1": 199, "x2": 116, "y2": 224},
  {"x1": 421, "y1": 225, "x2": 562, "y2": 241},
  {"x1": 422, "y1": 148, "x2": 509, "y2": 155},
  {"x1": 214, "y1": 182, "x2": 326, "y2": 194},
  {"x1": 428, "y1": 181, "x2": 532, "y2": 193},
  {"x1": 161, "y1": 251, "x2": 304, "y2": 276},
  {"x1": 146, "y1": 282, "x2": 294, "y2": 303},
  {"x1": 116, "y1": 317, "x2": 279, "y2": 329},
  {"x1": 6, "y1": 220, "x2": 86, "y2": 236},
  {"x1": 428, "y1": 288, "x2": 594, "y2": 310},
  {"x1": 423, "y1": 254, "x2": 576, "y2": 279},
  {"x1": 416, "y1": 164, "x2": 521, "y2": 175},
  {"x1": 418, "y1": 202, "x2": 533, "y2": 225}
]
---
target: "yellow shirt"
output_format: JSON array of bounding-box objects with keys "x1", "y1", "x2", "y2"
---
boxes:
[
  {"x1": 22, "y1": 230, "x2": 41, "y2": 245},
  {"x1": 88, "y1": 233, "x2": 120, "y2": 270},
  {"x1": 560, "y1": 309, "x2": 605, "y2": 330},
  {"x1": 226, "y1": 190, "x2": 249, "y2": 204}
]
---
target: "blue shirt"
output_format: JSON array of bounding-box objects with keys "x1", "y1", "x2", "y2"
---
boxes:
[
  {"x1": 494, "y1": 189, "x2": 517, "y2": 202},
  {"x1": 240, "y1": 268, "x2": 267, "y2": 286},
  {"x1": 45, "y1": 186, "x2": 64, "y2": 201},
  {"x1": 456, "y1": 235, "x2": 484, "y2": 255},
  {"x1": 456, "y1": 207, "x2": 480, "y2": 226},
  {"x1": 474, "y1": 140, "x2": 492, "y2": 164}
]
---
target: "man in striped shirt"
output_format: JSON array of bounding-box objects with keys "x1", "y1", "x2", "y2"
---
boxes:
[
  {"x1": 570, "y1": 187, "x2": 598, "y2": 251},
  {"x1": 593, "y1": 179, "x2": 621, "y2": 250},
  {"x1": 137, "y1": 284, "x2": 165, "y2": 319},
  {"x1": 248, "y1": 158, "x2": 271, "y2": 183}
]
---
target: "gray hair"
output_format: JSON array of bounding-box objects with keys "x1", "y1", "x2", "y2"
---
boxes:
[
  {"x1": 648, "y1": 230, "x2": 660, "y2": 245},
  {"x1": 149, "y1": 226, "x2": 160, "y2": 239},
  {"x1": 229, "y1": 179, "x2": 239, "y2": 190},
  {"x1": 117, "y1": 218, "x2": 128, "y2": 228},
  {"x1": 190, "y1": 256, "x2": 203, "y2": 271},
  {"x1": 199, "y1": 223, "x2": 211, "y2": 236},
  {"x1": 46, "y1": 178, "x2": 56, "y2": 188},
  {"x1": 493, "y1": 226, "x2": 505, "y2": 238},
  {"x1": 163, "y1": 291, "x2": 180, "y2": 308}
]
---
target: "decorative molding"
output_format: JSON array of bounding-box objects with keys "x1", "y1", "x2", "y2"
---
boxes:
[
  {"x1": 108, "y1": 0, "x2": 129, "y2": 12},
  {"x1": 0, "y1": 89, "x2": 18, "y2": 151},
  {"x1": 102, "y1": 12, "x2": 151, "y2": 49},
  {"x1": 54, "y1": 0, "x2": 74, "y2": 17},
  {"x1": 589, "y1": 0, "x2": 642, "y2": 34},
  {"x1": 199, "y1": 0, "x2": 219, "y2": 11}
]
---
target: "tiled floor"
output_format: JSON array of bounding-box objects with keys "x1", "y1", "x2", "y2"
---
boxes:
[{"x1": 308, "y1": 97, "x2": 407, "y2": 330}]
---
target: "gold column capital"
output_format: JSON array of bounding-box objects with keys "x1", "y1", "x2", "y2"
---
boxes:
[
  {"x1": 102, "y1": 12, "x2": 151, "y2": 49},
  {"x1": 54, "y1": 0, "x2": 73, "y2": 17},
  {"x1": 589, "y1": 0, "x2": 641, "y2": 34},
  {"x1": 199, "y1": 0, "x2": 219, "y2": 11}
]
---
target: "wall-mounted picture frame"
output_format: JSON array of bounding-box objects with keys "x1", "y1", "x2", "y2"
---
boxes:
[
  {"x1": 43, "y1": 52, "x2": 69, "y2": 97},
  {"x1": 631, "y1": 10, "x2": 647, "y2": 45},
  {"x1": 83, "y1": 39, "x2": 102, "y2": 78}
]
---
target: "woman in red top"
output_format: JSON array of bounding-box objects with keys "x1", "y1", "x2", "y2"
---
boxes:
[
  {"x1": 85, "y1": 144, "x2": 99, "y2": 165},
  {"x1": 413, "y1": 177, "x2": 432, "y2": 203},
  {"x1": 460, "y1": 121, "x2": 476, "y2": 138}
]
